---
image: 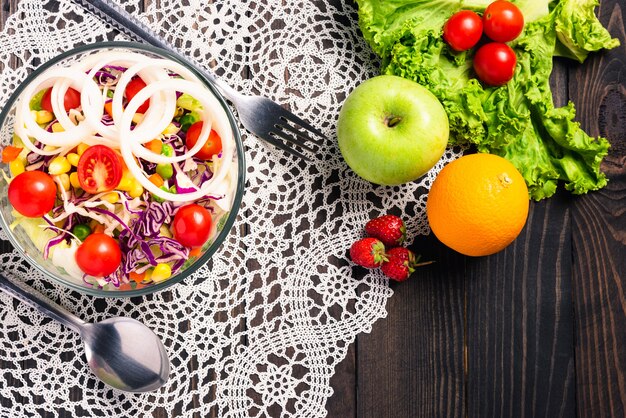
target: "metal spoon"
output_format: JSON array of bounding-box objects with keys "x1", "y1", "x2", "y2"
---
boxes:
[{"x1": 0, "y1": 273, "x2": 170, "y2": 392}]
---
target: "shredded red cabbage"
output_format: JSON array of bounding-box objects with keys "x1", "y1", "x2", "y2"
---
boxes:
[
  {"x1": 103, "y1": 64, "x2": 128, "y2": 72},
  {"x1": 93, "y1": 71, "x2": 117, "y2": 81}
]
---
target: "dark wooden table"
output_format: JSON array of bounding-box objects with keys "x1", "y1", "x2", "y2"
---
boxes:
[{"x1": 1, "y1": 0, "x2": 625, "y2": 417}]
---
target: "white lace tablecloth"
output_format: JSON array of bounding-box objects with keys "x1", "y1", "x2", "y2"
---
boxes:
[{"x1": 0, "y1": 0, "x2": 461, "y2": 416}]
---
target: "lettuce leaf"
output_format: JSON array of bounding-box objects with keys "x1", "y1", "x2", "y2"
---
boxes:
[{"x1": 356, "y1": 0, "x2": 618, "y2": 200}]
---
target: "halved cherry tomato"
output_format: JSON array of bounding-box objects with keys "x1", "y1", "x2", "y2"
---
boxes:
[
  {"x1": 186, "y1": 122, "x2": 223, "y2": 160},
  {"x1": 483, "y1": 0, "x2": 524, "y2": 43},
  {"x1": 1, "y1": 146, "x2": 23, "y2": 163},
  {"x1": 443, "y1": 10, "x2": 483, "y2": 52},
  {"x1": 8, "y1": 170, "x2": 57, "y2": 218},
  {"x1": 41, "y1": 87, "x2": 81, "y2": 113},
  {"x1": 172, "y1": 204, "x2": 212, "y2": 248},
  {"x1": 77, "y1": 145, "x2": 123, "y2": 194},
  {"x1": 75, "y1": 233, "x2": 122, "y2": 277},
  {"x1": 125, "y1": 77, "x2": 150, "y2": 113},
  {"x1": 473, "y1": 42, "x2": 517, "y2": 86}
]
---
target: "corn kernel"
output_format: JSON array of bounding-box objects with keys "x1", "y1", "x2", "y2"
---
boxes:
[
  {"x1": 56, "y1": 173, "x2": 70, "y2": 191},
  {"x1": 48, "y1": 156, "x2": 71, "y2": 175},
  {"x1": 116, "y1": 176, "x2": 132, "y2": 192},
  {"x1": 162, "y1": 122, "x2": 180, "y2": 136},
  {"x1": 103, "y1": 192, "x2": 119, "y2": 204},
  {"x1": 151, "y1": 263, "x2": 172, "y2": 283},
  {"x1": 51, "y1": 122, "x2": 65, "y2": 133},
  {"x1": 69, "y1": 172, "x2": 81, "y2": 189},
  {"x1": 43, "y1": 145, "x2": 58, "y2": 152},
  {"x1": 77, "y1": 143, "x2": 89, "y2": 155},
  {"x1": 116, "y1": 170, "x2": 135, "y2": 191},
  {"x1": 9, "y1": 159, "x2": 25, "y2": 177},
  {"x1": 132, "y1": 113, "x2": 144, "y2": 124},
  {"x1": 66, "y1": 153, "x2": 80, "y2": 166},
  {"x1": 36, "y1": 110, "x2": 54, "y2": 125},
  {"x1": 128, "y1": 181, "x2": 144, "y2": 198}
]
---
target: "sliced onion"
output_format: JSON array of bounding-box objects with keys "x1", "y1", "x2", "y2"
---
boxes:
[
  {"x1": 111, "y1": 58, "x2": 201, "y2": 143},
  {"x1": 16, "y1": 68, "x2": 98, "y2": 147},
  {"x1": 13, "y1": 122, "x2": 71, "y2": 156},
  {"x1": 119, "y1": 79, "x2": 234, "y2": 202},
  {"x1": 81, "y1": 53, "x2": 172, "y2": 142},
  {"x1": 122, "y1": 79, "x2": 217, "y2": 164}
]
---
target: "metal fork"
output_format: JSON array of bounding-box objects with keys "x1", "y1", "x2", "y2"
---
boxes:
[{"x1": 73, "y1": 0, "x2": 327, "y2": 161}]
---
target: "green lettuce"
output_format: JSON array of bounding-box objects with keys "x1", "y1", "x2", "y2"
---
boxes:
[{"x1": 356, "y1": 0, "x2": 619, "y2": 200}]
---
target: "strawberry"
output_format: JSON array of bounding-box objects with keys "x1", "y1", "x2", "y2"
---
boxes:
[
  {"x1": 381, "y1": 247, "x2": 417, "y2": 281},
  {"x1": 350, "y1": 238, "x2": 387, "y2": 268},
  {"x1": 365, "y1": 215, "x2": 406, "y2": 247}
]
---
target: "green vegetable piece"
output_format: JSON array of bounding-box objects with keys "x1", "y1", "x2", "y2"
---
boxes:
[
  {"x1": 176, "y1": 93, "x2": 203, "y2": 112},
  {"x1": 179, "y1": 112, "x2": 201, "y2": 132},
  {"x1": 156, "y1": 163, "x2": 174, "y2": 180},
  {"x1": 151, "y1": 185, "x2": 174, "y2": 203},
  {"x1": 29, "y1": 89, "x2": 47, "y2": 111},
  {"x1": 161, "y1": 143, "x2": 174, "y2": 157},
  {"x1": 106, "y1": 90, "x2": 114, "y2": 98},
  {"x1": 72, "y1": 224, "x2": 92, "y2": 241}
]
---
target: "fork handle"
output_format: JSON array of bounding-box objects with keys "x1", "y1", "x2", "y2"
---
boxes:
[{"x1": 72, "y1": 0, "x2": 239, "y2": 99}]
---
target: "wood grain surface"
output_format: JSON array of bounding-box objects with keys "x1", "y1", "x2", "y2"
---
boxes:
[{"x1": 0, "y1": 0, "x2": 625, "y2": 417}]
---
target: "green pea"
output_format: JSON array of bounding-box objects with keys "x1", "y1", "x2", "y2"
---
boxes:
[
  {"x1": 156, "y1": 163, "x2": 174, "y2": 180},
  {"x1": 106, "y1": 90, "x2": 114, "y2": 98},
  {"x1": 72, "y1": 224, "x2": 91, "y2": 241},
  {"x1": 161, "y1": 143, "x2": 174, "y2": 157},
  {"x1": 179, "y1": 112, "x2": 200, "y2": 132},
  {"x1": 152, "y1": 185, "x2": 173, "y2": 203}
]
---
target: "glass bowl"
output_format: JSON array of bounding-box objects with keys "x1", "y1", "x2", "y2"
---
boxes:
[{"x1": 0, "y1": 42, "x2": 245, "y2": 297}]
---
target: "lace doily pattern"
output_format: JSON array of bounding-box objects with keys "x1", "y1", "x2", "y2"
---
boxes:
[{"x1": 0, "y1": 0, "x2": 462, "y2": 416}]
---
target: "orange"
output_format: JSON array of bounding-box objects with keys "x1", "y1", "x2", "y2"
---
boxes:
[{"x1": 426, "y1": 153, "x2": 529, "y2": 257}]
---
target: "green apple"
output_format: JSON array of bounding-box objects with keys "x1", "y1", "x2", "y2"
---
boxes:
[{"x1": 337, "y1": 75, "x2": 449, "y2": 185}]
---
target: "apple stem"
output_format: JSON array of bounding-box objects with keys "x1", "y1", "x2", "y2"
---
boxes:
[{"x1": 386, "y1": 116, "x2": 402, "y2": 127}]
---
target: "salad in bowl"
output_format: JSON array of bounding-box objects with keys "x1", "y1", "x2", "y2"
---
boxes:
[{"x1": 0, "y1": 42, "x2": 245, "y2": 297}]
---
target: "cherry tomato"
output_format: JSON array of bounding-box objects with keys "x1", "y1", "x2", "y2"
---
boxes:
[
  {"x1": 172, "y1": 204, "x2": 212, "y2": 248},
  {"x1": 125, "y1": 77, "x2": 150, "y2": 114},
  {"x1": 186, "y1": 122, "x2": 223, "y2": 160},
  {"x1": 41, "y1": 87, "x2": 81, "y2": 113},
  {"x1": 77, "y1": 145, "x2": 123, "y2": 194},
  {"x1": 75, "y1": 233, "x2": 122, "y2": 277},
  {"x1": 473, "y1": 42, "x2": 517, "y2": 86},
  {"x1": 483, "y1": 0, "x2": 524, "y2": 43},
  {"x1": 443, "y1": 10, "x2": 483, "y2": 52},
  {"x1": 8, "y1": 171, "x2": 57, "y2": 218}
]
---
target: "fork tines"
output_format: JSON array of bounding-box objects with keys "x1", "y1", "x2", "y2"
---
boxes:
[{"x1": 268, "y1": 116, "x2": 326, "y2": 161}]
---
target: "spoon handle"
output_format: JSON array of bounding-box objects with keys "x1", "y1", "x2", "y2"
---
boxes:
[{"x1": 0, "y1": 274, "x2": 85, "y2": 332}]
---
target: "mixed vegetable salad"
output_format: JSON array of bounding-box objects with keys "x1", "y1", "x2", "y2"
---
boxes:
[{"x1": 1, "y1": 50, "x2": 237, "y2": 290}]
